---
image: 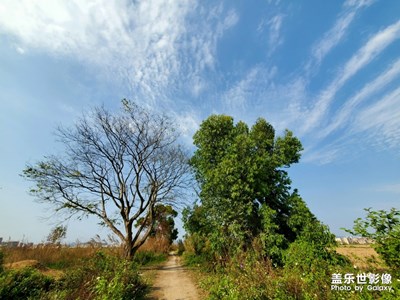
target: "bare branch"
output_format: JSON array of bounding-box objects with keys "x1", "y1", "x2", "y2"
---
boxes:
[{"x1": 23, "y1": 100, "x2": 191, "y2": 259}]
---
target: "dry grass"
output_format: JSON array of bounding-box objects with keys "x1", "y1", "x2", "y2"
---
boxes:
[
  {"x1": 2, "y1": 246, "x2": 99, "y2": 268},
  {"x1": 4, "y1": 259, "x2": 65, "y2": 279},
  {"x1": 336, "y1": 245, "x2": 387, "y2": 270},
  {"x1": 139, "y1": 236, "x2": 171, "y2": 253}
]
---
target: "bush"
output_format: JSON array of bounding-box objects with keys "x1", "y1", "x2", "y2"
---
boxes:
[
  {"x1": 177, "y1": 239, "x2": 185, "y2": 256},
  {"x1": 344, "y1": 207, "x2": 400, "y2": 272},
  {"x1": 0, "y1": 267, "x2": 55, "y2": 299},
  {"x1": 199, "y1": 250, "x2": 398, "y2": 300},
  {"x1": 60, "y1": 251, "x2": 146, "y2": 300},
  {"x1": 133, "y1": 251, "x2": 167, "y2": 266}
]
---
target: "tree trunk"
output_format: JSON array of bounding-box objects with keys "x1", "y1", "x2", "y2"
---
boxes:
[{"x1": 124, "y1": 240, "x2": 136, "y2": 260}]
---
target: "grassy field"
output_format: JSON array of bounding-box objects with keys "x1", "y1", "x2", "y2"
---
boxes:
[
  {"x1": 0, "y1": 240, "x2": 169, "y2": 299},
  {"x1": 336, "y1": 244, "x2": 387, "y2": 270}
]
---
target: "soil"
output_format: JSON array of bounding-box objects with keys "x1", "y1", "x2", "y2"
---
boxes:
[{"x1": 146, "y1": 255, "x2": 200, "y2": 300}]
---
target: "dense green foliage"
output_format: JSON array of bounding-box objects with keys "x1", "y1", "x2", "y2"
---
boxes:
[
  {"x1": 0, "y1": 268, "x2": 54, "y2": 299},
  {"x1": 344, "y1": 207, "x2": 400, "y2": 272},
  {"x1": 181, "y1": 114, "x2": 400, "y2": 299},
  {"x1": 132, "y1": 250, "x2": 167, "y2": 266},
  {"x1": 136, "y1": 204, "x2": 179, "y2": 245},
  {"x1": 184, "y1": 115, "x2": 337, "y2": 266}
]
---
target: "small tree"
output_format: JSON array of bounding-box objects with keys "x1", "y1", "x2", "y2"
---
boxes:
[
  {"x1": 344, "y1": 207, "x2": 400, "y2": 271},
  {"x1": 47, "y1": 225, "x2": 67, "y2": 245},
  {"x1": 136, "y1": 204, "x2": 179, "y2": 245},
  {"x1": 23, "y1": 100, "x2": 190, "y2": 260}
]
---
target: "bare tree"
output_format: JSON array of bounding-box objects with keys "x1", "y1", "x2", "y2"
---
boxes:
[{"x1": 23, "y1": 100, "x2": 191, "y2": 259}]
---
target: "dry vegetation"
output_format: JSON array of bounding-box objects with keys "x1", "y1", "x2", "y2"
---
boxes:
[
  {"x1": 2, "y1": 246, "x2": 113, "y2": 271},
  {"x1": 336, "y1": 244, "x2": 387, "y2": 270},
  {"x1": 2, "y1": 237, "x2": 169, "y2": 274}
]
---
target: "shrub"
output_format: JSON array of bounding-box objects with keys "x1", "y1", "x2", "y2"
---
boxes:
[
  {"x1": 344, "y1": 207, "x2": 400, "y2": 272},
  {"x1": 57, "y1": 251, "x2": 145, "y2": 300},
  {"x1": 0, "y1": 267, "x2": 55, "y2": 299},
  {"x1": 177, "y1": 239, "x2": 185, "y2": 256},
  {"x1": 133, "y1": 251, "x2": 167, "y2": 266}
]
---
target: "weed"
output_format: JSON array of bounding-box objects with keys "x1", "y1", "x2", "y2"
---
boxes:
[
  {"x1": 0, "y1": 267, "x2": 55, "y2": 299},
  {"x1": 133, "y1": 251, "x2": 167, "y2": 266}
]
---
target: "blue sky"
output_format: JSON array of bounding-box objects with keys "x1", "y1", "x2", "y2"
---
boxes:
[{"x1": 0, "y1": 0, "x2": 399, "y2": 243}]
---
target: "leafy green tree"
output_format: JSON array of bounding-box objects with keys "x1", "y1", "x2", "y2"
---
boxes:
[
  {"x1": 186, "y1": 114, "x2": 334, "y2": 264},
  {"x1": 344, "y1": 207, "x2": 400, "y2": 271},
  {"x1": 23, "y1": 100, "x2": 190, "y2": 260},
  {"x1": 135, "y1": 204, "x2": 178, "y2": 245}
]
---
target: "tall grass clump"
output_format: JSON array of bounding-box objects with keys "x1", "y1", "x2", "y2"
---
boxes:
[
  {"x1": 2, "y1": 245, "x2": 99, "y2": 269},
  {"x1": 60, "y1": 251, "x2": 146, "y2": 299}
]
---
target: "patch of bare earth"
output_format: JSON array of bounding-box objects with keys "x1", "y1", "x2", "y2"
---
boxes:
[{"x1": 146, "y1": 255, "x2": 200, "y2": 300}]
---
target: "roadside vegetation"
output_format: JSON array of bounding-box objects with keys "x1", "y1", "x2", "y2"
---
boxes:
[
  {"x1": 0, "y1": 239, "x2": 168, "y2": 299},
  {"x1": 182, "y1": 114, "x2": 399, "y2": 299},
  {"x1": 0, "y1": 204, "x2": 175, "y2": 299}
]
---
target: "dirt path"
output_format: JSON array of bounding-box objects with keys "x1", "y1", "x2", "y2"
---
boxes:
[{"x1": 146, "y1": 255, "x2": 200, "y2": 300}]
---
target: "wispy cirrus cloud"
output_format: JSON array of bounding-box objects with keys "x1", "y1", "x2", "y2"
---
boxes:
[
  {"x1": 183, "y1": 5, "x2": 239, "y2": 97},
  {"x1": 320, "y1": 58, "x2": 400, "y2": 138},
  {"x1": 0, "y1": 0, "x2": 193, "y2": 102},
  {"x1": 257, "y1": 12, "x2": 285, "y2": 57},
  {"x1": 309, "y1": 0, "x2": 374, "y2": 71},
  {"x1": 222, "y1": 66, "x2": 274, "y2": 110},
  {"x1": 301, "y1": 19, "x2": 400, "y2": 135},
  {"x1": 0, "y1": 0, "x2": 238, "y2": 106},
  {"x1": 267, "y1": 14, "x2": 284, "y2": 56},
  {"x1": 353, "y1": 86, "x2": 400, "y2": 148}
]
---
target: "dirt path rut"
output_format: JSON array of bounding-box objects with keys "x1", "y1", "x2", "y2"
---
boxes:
[{"x1": 147, "y1": 255, "x2": 200, "y2": 300}]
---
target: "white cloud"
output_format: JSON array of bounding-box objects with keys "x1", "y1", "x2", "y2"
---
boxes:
[
  {"x1": 301, "y1": 20, "x2": 400, "y2": 135},
  {"x1": 257, "y1": 13, "x2": 285, "y2": 56},
  {"x1": 344, "y1": 0, "x2": 375, "y2": 8},
  {"x1": 267, "y1": 14, "x2": 284, "y2": 56},
  {"x1": 172, "y1": 110, "x2": 201, "y2": 147},
  {"x1": 185, "y1": 5, "x2": 239, "y2": 73},
  {"x1": 222, "y1": 67, "x2": 262, "y2": 110},
  {"x1": 302, "y1": 148, "x2": 341, "y2": 165},
  {"x1": 0, "y1": 0, "x2": 239, "y2": 105},
  {"x1": 311, "y1": 10, "x2": 356, "y2": 67},
  {"x1": 308, "y1": 0, "x2": 373, "y2": 73},
  {"x1": 0, "y1": 0, "x2": 193, "y2": 101},
  {"x1": 320, "y1": 58, "x2": 400, "y2": 137},
  {"x1": 15, "y1": 46, "x2": 25, "y2": 54},
  {"x1": 353, "y1": 86, "x2": 400, "y2": 148}
]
